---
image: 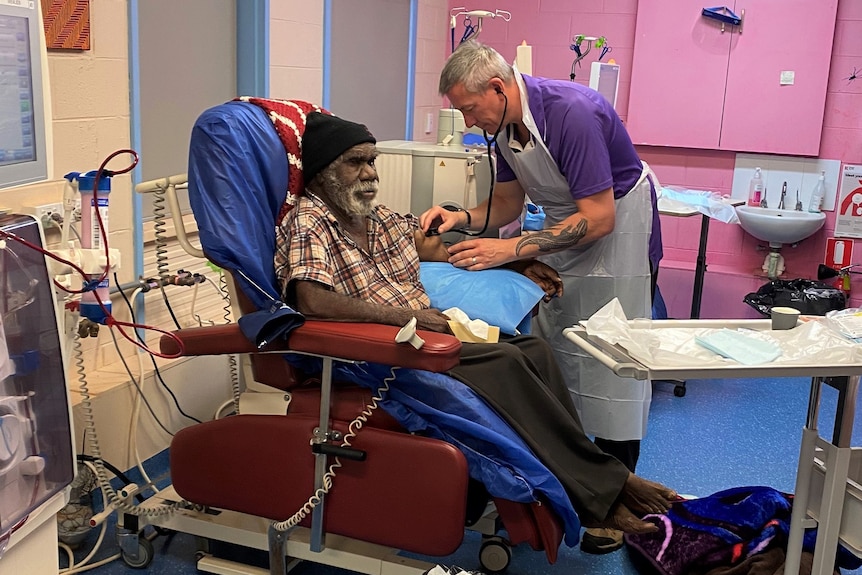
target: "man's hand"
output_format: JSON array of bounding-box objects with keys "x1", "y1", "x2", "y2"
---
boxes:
[
  {"x1": 413, "y1": 308, "x2": 453, "y2": 333},
  {"x1": 510, "y1": 260, "x2": 564, "y2": 301},
  {"x1": 418, "y1": 205, "x2": 466, "y2": 236},
  {"x1": 447, "y1": 237, "x2": 518, "y2": 269}
]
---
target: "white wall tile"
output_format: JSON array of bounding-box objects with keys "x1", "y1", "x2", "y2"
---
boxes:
[{"x1": 732, "y1": 153, "x2": 842, "y2": 212}]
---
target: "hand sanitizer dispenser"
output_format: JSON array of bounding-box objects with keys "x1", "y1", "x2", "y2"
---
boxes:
[
  {"x1": 747, "y1": 167, "x2": 764, "y2": 207},
  {"x1": 808, "y1": 170, "x2": 826, "y2": 213}
]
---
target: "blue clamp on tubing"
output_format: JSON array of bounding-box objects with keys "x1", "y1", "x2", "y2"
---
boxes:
[{"x1": 523, "y1": 203, "x2": 546, "y2": 231}]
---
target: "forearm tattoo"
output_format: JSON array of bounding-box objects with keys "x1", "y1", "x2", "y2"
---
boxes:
[{"x1": 515, "y1": 219, "x2": 588, "y2": 255}]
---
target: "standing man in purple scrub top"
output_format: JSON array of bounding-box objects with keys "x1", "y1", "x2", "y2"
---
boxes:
[{"x1": 419, "y1": 40, "x2": 663, "y2": 555}]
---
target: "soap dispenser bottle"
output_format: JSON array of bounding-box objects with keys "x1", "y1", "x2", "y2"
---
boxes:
[
  {"x1": 747, "y1": 167, "x2": 764, "y2": 207},
  {"x1": 808, "y1": 170, "x2": 826, "y2": 213}
]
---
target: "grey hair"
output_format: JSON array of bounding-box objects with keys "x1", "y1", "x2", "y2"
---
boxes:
[{"x1": 438, "y1": 40, "x2": 513, "y2": 95}]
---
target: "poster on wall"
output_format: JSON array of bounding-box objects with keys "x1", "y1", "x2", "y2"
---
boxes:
[
  {"x1": 41, "y1": 0, "x2": 91, "y2": 50},
  {"x1": 834, "y1": 164, "x2": 862, "y2": 239}
]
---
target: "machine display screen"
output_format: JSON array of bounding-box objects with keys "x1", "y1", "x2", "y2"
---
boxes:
[{"x1": 0, "y1": 14, "x2": 36, "y2": 167}]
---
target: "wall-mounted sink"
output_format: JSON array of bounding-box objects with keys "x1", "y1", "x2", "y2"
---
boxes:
[{"x1": 735, "y1": 206, "x2": 826, "y2": 247}]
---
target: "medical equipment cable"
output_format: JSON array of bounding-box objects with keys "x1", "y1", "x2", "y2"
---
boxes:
[
  {"x1": 75, "y1": 326, "x2": 173, "y2": 438},
  {"x1": 217, "y1": 271, "x2": 242, "y2": 416},
  {"x1": 114, "y1": 272, "x2": 203, "y2": 425},
  {"x1": 186, "y1": 275, "x2": 244, "y2": 412},
  {"x1": 76, "y1": 455, "x2": 140, "y2": 496},
  {"x1": 141, "y1": 187, "x2": 240, "y2": 416},
  {"x1": 112, "y1": 287, "x2": 160, "y2": 495},
  {"x1": 72, "y1": 332, "x2": 177, "y2": 524},
  {"x1": 150, "y1": 187, "x2": 183, "y2": 330},
  {"x1": 51, "y1": 212, "x2": 82, "y2": 243},
  {"x1": 84, "y1": 150, "x2": 136, "y2": 285},
  {"x1": 0, "y1": 243, "x2": 39, "y2": 318},
  {"x1": 0, "y1": 225, "x2": 186, "y2": 359},
  {"x1": 52, "y1": 148, "x2": 186, "y2": 357},
  {"x1": 188, "y1": 274, "x2": 224, "y2": 328},
  {"x1": 73, "y1": 332, "x2": 178, "y2": 520},
  {"x1": 107, "y1": 322, "x2": 178, "y2": 444},
  {"x1": 157, "y1": 282, "x2": 181, "y2": 331},
  {"x1": 60, "y1": 178, "x2": 76, "y2": 246},
  {"x1": 271, "y1": 367, "x2": 396, "y2": 532},
  {"x1": 58, "y1": 460, "x2": 122, "y2": 575},
  {"x1": 189, "y1": 281, "x2": 207, "y2": 326},
  {"x1": 150, "y1": 185, "x2": 169, "y2": 281}
]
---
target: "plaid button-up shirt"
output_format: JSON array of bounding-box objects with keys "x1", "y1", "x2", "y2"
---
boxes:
[{"x1": 275, "y1": 193, "x2": 431, "y2": 310}]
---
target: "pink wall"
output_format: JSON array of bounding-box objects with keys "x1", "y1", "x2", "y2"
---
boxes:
[
  {"x1": 443, "y1": 0, "x2": 862, "y2": 318},
  {"x1": 413, "y1": 0, "x2": 451, "y2": 142}
]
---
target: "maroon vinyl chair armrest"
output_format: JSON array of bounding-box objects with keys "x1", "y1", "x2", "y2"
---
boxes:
[{"x1": 159, "y1": 320, "x2": 461, "y2": 373}]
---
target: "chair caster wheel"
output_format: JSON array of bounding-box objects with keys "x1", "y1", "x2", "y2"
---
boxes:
[
  {"x1": 479, "y1": 535, "x2": 511, "y2": 573},
  {"x1": 674, "y1": 384, "x2": 686, "y2": 397},
  {"x1": 121, "y1": 537, "x2": 154, "y2": 569}
]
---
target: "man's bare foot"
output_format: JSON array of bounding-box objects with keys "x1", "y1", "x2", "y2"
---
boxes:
[
  {"x1": 583, "y1": 502, "x2": 659, "y2": 534},
  {"x1": 621, "y1": 473, "x2": 678, "y2": 516}
]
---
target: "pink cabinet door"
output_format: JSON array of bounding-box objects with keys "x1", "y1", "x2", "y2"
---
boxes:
[
  {"x1": 627, "y1": 0, "x2": 732, "y2": 148},
  {"x1": 627, "y1": 0, "x2": 837, "y2": 156},
  {"x1": 720, "y1": 0, "x2": 838, "y2": 155}
]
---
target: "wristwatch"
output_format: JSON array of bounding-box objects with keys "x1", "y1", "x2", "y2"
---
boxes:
[{"x1": 443, "y1": 204, "x2": 471, "y2": 229}]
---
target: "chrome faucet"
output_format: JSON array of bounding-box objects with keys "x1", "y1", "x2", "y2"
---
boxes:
[
  {"x1": 759, "y1": 187, "x2": 768, "y2": 208},
  {"x1": 777, "y1": 181, "x2": 787, "y2": 210}
]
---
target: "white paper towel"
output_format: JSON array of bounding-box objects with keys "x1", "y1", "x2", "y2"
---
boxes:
[{"x1": 444, "y1": 307, "x2": 490, "y2": 340}]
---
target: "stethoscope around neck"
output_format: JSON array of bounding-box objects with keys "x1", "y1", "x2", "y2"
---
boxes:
[{"x1": 457, "y1": 87, "x2": 508, "y2": 238}]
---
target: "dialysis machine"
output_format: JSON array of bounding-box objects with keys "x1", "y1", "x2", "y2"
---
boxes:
[
  {"x1": 0, "y1": 214, "x2": 75, "y2": 572},
  {"x1": 374, "y1": 139, "x2": 498, "y2": 241}
]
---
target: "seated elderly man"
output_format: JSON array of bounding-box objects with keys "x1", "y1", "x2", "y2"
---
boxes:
[{"x1": 274, "y1": 111, "x2": 676, "y2": 535}]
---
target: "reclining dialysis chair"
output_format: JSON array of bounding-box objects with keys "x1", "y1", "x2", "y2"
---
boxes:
[{"x1": 141, "y1": 100, "x2": 564, "y2": 575}]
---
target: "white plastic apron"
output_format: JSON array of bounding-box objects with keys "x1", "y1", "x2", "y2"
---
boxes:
[{"x1": 497, "y1": 69, "x2": 653, "y2": 440}]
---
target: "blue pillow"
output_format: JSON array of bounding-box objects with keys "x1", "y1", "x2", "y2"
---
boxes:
[{"x1": 419, "y1": 262, "x2": 545, "y2": 335}]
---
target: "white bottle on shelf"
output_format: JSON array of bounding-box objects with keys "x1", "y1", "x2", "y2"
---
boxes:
[
  {"x1": 747, "y1": 167, "x2": 764, "y2": 207},
  {"x1": 808, "y1": 170, "x2": 826, "y2": 213}
]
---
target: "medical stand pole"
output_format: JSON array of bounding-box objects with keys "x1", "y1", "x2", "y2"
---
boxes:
[{"x1": 689, "y1": 214, "x2": 710, "y2": 319}]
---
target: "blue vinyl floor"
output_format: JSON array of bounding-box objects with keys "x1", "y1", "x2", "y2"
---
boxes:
[{"x1": 61, "y1": 376, "x2": 862, "y2": 575}]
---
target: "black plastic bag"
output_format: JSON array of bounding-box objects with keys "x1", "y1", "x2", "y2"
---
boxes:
[{"x1": 743, "y1": 279, "x2": 847, "y2": 317}]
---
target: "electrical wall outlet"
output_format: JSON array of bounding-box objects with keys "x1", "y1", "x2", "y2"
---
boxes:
[
  {"x1": 21, "y1": 200, "x2": 80, "y2": 230},
  {"x1": 22, "y1": 202, "x2": 64, "y2": 230}
]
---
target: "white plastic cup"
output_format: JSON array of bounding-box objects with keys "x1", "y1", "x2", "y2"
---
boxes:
[{"x1": 771, "y1": 306, "x2": 801, "y2": 330}]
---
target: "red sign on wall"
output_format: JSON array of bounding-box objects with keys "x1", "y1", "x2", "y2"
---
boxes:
[{"x1": 825, "y1": 237, "x2": 854, "y2": 269}]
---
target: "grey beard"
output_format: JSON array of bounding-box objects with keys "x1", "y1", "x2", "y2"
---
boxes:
[{"x1": 322, "y1": 174, "x2": 379, "y2": 217}]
